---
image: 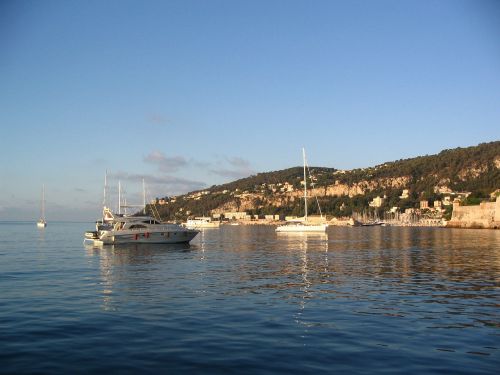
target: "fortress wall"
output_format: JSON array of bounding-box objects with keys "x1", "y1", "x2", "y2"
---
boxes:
[{"x1": 447, "y1": 197, "x2": 500, "y2": 229}]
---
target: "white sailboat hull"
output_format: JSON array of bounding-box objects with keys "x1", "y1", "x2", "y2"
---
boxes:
[
  {"x1": 37, "y1": 221, "x2": 47, "y2": 228},
  {"x1": 275, "y1": 223, "x2": 328, "y2": 233},
  {"x1": 184, "y1": 219, "x2": 220, "y2": 229}
]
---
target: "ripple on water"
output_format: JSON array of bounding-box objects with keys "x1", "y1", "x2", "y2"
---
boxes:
[{"x1": 0, "y1": 224, "x2": 499, "y2": 374}]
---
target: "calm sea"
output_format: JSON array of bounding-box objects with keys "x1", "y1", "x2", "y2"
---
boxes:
[{"x1": 0, "y1": 222, "x2": 499, "y2": 374}]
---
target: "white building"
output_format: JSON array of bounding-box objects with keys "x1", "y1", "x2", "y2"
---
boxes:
[
  {"x1": 369, "y1": 196, "x2": 385, "y2": 208},
  {"x1": 223, "y1": 212, "x2": 248, "y2": 220}
]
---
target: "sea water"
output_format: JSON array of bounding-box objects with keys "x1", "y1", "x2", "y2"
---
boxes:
[{"x1": 0, "y1": 222, "x2": 499, "y2": 374}]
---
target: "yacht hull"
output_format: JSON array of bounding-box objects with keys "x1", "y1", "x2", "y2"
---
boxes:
[{"x1": 97, "y1": 229, "x2": 198, "y2": 245}]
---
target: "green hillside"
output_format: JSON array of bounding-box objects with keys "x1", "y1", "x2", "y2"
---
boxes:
[{"x1": 149, "y1": 141, "x2": 500, "y2": 221}]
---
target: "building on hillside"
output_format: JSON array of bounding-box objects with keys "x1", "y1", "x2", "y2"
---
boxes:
[
  {"x1": 435, "y1": 186, "x2": 453, "y2": 194},
  {"x1": 420, "y1": 200, "x2": 429, "y2": 209},
  {"x1": 369, "y1": 196, "x2": 385, "y2": 208},
  {"x1": 264, "y1": 215, "x2": 280, "y2": 221},
  {"x1": 222, "y1": 212, "x2": 249, "y2": 220},
  {"x1": 400, "y1": 189, "x2": 409, "y2": 199},
  {"x1": 490, "y1": 189, "x2": 500, "y2": 199}
]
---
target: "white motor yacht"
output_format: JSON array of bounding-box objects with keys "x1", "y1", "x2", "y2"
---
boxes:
[
  {"x1": 85, "y1": 174, "x2": 198, "y2": 245},
  {"x1": 84, "y1": 215, "x2": 198, "y2": 245}
]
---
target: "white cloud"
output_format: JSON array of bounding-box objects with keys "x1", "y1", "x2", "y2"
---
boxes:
[
  {"x1": 108, "y1": 171, "x2": 206, "y2": 196},
  {"x1": 144, "y1": 151, "x2": 188, "y2": 172},
  {"x1": 209, "y1": 156, "x2": 255, "y2": 179},
  {"x1": 147, "y1": 113, "x2": 169, "y2": 125}
]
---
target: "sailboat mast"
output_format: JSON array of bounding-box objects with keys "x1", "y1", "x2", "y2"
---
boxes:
[
  {"x1": 303, "y1": 147, "x2": 307, "y2": 221},
  {"x1": 142, "y1": 178, "x2": 146, "y2": 215},
  {"x1": 41, "y1": 184, "x2": 45, "y2": 221}
]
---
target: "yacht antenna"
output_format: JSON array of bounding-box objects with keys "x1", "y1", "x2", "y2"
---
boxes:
[
  {"x1": 102, "y1": 170, "x2": 107, "y2": 222},
  {"x1": 103, "y1": 170, "x2": 107, "y2": 208},
  {"x1": 142, "y1": 178, "x2": 146, "y2": 214},
  {"x1": 118, "y1": 180, "x2": 121, "y2": 215}
]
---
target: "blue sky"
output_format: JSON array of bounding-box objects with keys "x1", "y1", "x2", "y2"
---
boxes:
[{"x1": 1, "y1": 0, "x2": 499, "y2": 221}]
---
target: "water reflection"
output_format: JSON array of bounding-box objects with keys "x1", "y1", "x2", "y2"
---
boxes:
[
  {"x1": 83, "y1": 226, "x2": 500, "y2": 333},
  {"x1": 3, "y1": 222, "x2": 499, "y2": 374},
  {"x1": 84, "y1": 242, "x2": 198, "y2": 311}
]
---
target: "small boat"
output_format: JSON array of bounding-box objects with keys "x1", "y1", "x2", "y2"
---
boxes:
[
  {"x1": 37, "y1": 185, "x2": 47, "y2": 228},
  {"x1": 361, "y1": 221, "x2": 385, "y2": 227},
  {"x1": 276, "y1": 148, "x2": 328, "y2": 233},
  {"x1": 184, "y1": 217, "x2": 220, "y2": 229}
]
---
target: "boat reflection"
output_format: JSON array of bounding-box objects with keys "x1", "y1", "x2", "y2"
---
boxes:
[
  {"x1": 276, "y1": 231, "x2": 328, "y2": 240},
  {"x1": 82, "y1": 226, "x2": 500, "y2": 323},
  {"x1": 84, "y1": 242, "x2": 200, "y2": 311},
  {"x1": 85, "y1": 241, "x2": 193, "y2": 252}
]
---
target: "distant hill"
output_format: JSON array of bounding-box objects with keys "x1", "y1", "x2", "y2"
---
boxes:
[{"x1": 149, "y1": 141, "x2": 500, "y2": 221}]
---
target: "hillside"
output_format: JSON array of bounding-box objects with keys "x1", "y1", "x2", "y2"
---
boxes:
[{"x1": 149, "y1": 141, "x2": 500, "y2": 221}]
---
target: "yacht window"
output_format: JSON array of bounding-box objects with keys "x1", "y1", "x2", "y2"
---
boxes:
[
  {"x1": 130, "y1": 224, "x2": 147, "y2": 229},
  {"x1": 142, "y1": 220, "x2": 160, "y2": 224}
]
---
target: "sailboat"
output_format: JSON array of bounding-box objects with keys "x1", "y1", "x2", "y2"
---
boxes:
[
  {"x1": 275, "y1": 148, "x2": 328, "y2": 233},
  {"x1": 37, "y1": 184, "x2": 47, "y2": 228}
]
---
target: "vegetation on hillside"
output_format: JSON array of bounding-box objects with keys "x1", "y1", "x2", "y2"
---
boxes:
[{"x1": 149, "y1": 141, "x2": 500, "y2": 221}]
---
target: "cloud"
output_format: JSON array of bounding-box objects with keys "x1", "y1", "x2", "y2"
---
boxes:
[
  {"x1": 209, "y1": 156, "x2": 255, "y2": 179},
  {"x1": 90, "y1": 158, "x2": 107, "y2": 165},
  {"x1": 227, "y1": 156, "x2": 251, "y2": 168},
  {"x1": 108, "y1": 171, "x2": 206, "y2": 196},
  {"x1": 147, "y1": 114, "x2": 169, "y2": 125},
  {"x1": 144, "y1": 151, "x2": 188, "y2": 172},
  {"x1": 209, "y1": 168, "x2": 252, "y2": 179}
]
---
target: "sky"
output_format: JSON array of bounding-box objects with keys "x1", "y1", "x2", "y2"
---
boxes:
[{"x1": 1, "y1": 0, "x2": 499, "y2": 221}]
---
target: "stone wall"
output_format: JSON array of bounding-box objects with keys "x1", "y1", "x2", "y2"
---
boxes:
[{"x1": 447, "y1": 197, "x2": 500, "y2": 229}]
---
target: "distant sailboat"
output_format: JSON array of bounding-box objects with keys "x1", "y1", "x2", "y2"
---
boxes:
[
  {"x1": 276, "y1": 148, "x2": 328, "y2": 233},
  {"x1": 37, "y1": 184, "x2": 47, "y2": 228}
]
